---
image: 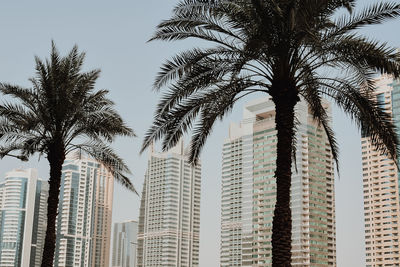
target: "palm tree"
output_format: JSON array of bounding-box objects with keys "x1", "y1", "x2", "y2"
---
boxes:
[
  {"x1": 0, "y1": 43, "x2": 136, "y2": 267},
  {"x1": 142, "y1": 0, "x2": 400, "y2": 266}
]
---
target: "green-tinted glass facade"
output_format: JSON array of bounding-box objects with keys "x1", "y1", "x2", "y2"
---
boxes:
[{"x1": 391, "y1": 79, "x2": 400, "y2": 198}]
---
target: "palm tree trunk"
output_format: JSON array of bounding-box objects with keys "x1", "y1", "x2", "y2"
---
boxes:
[
  {"x1": 271, "y1": 93, "x2": 299, "y2": 267},
  {"x1": 41, "y1": 143, "x2": 65, "y2": 267}
]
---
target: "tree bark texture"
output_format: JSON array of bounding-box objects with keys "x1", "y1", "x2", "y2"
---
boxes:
[
  {"x1": 41, "y1": 143, "x2": 65, "y2": 267},
  {"x1": 271, "y1": 92, "x2": 299, "y2": 267}
]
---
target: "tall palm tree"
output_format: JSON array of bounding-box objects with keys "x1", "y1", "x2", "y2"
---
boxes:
[
  {"x1": 0, "y1": 43, "x2": 136, "y2": 267},
  {"x1": 142, "y1": 0, "x2": 400, "y2": 266}
]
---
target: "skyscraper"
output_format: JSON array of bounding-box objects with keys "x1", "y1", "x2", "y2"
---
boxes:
[
  {"x1": 54, "y1": 156, "x2": 114, "y2": 267},
  {"x1": 137, "y1": 140, "x2": 201, "y2": 267},
  {"x1": 220, "y1": 98, "x2": 336, "y2": 266},
  {"x1": 112, "y1": 220, "x2": 138, "y2": 267},
  {"x1": 0, "y1": 168, "x2": 48, "y2": 267},
  {"x1": 362, "y1": 75, "x2": 400, "y2": 266}
]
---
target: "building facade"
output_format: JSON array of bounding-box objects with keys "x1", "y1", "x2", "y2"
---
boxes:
[
  {"x1": 54, "y1": 156, "x2": 114, "y2": 267},
  {"x1": 362, "y1": 75, "x2": 400, "y2": 266},
  {"x1": 220, "y1": 98, "x2": 336, "y2": 266},
  {"x1": 0, "y1": 168, "x2": 48, "y2": 267},
  {"x1": 112, "y1": 220, "x2": 138, "y2": 267},
  {"x1": 137, "y1": 140, "x2": 201, "y2": 267}
]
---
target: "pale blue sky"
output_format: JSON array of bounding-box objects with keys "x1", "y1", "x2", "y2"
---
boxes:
[{"x1": 0, "y1": 1, "x2": 399, "y2": 266}]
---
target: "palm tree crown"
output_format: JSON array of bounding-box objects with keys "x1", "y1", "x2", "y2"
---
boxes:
[
  {"x1": 143, "y1": 0, "x2": 400, "y2": 163},
  {"x1": 143, "y1": 0, "x2": 400, "y2": 266},
  {"x1": 0, "y1": 43, "x2": 135, "y2": 190},
  {"x1": 0, "y1": 42, "x2": 136, "y2": 267}
]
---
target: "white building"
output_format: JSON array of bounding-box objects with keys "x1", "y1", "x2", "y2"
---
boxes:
[
  {"x1": 361, "y1": 75, "x2": 400, "y2": 266},
  {"x1": 112, "y1": 220, "x2": 138, "y2": 267},
  {"x1": 0, "y1": 168, "x2": 48, "y2": 267},
  {"x1": 137, "y1": 140, "x2": 201, "y2": 267},
  {"x1": 220, "y1": 98, "x2": 336, "y2": 266},
  {"x1": 54, "y1": 156, "x2": 114, "y2": 267}
]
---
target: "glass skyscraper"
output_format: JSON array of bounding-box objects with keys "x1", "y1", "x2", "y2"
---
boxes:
[
  {"x1": 0, "y1": 168, "x2": 48, "y2": 267},
  {"x1": 220, "y1": 98, "x2": 336, "y2": 266},
  {"x1": 112, "y1": 220, "x2": 138, "y2": 267},
  {"x1": 54, "y1": 156, "x2": 114, "y2": 267},
  {"x1": 137, "y1": 140, "x2": 201, "y2": 267}
]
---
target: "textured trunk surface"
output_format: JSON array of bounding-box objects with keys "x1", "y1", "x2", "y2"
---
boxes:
[
  {"x1": 271, "y1": 92, "x2": 298, "y2": 267},
  {"x1": 41, "y1": 143, "x2": 65, "y2": 267}
]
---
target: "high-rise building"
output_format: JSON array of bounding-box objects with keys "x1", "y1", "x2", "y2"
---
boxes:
[
  {"x1": 0, "y1": 168, "x2": 48, "y2": 267},
  {"x1": 220, "y1": 98, "x2": 336, "y2": 266},
  {"x1": 54, "y1": 156, "x2": 114, "y2": 267},
  {"x1": 137, "y1": 140, "x2": 201, "y2": 267},
  {"x1": 362, "y1": 75, "x2": 400, "y2": 266},
  {"x1": 112, "y1": 220, "x2": 138, "y2": 267}
]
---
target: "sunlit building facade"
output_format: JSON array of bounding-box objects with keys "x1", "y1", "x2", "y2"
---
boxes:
[
  {"x1": 220, "y1": 98, "x2": 336, "y2": 266},
  {"x1": 0, "y1": 168, "x2": 48, "y2": 267},
  {"x1": 362, "y1": 75, "x2": 400, "y2": 266},
  {"x1": 54, "y1": 156, "x2": 114, "y2": 267},
  {"x1": 112, "y1": 220, "x2": 138, "y2": 267},
  {"x1": 137, "y1": 140, "x2": 201, "y2": 267}
]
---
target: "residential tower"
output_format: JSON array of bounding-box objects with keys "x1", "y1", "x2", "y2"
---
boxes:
[
  {"x1": 362, "y1": 75, "x2": 400, "y2": 266},
  {"x1": 137, "y1": 140, "x2": 201, "y2": 267},
  {"x1": 54, "y1": 156, "x2": 114, "y2": 267},
  {"x1": 220, "y1": 98, "x2": 336, "y2": 266},
  {"x1": 0, "y1": 168, "x2": 48, "y2": 267}
]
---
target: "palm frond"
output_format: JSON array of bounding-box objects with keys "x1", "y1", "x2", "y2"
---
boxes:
[
  {"x1": 299, "y1": 73, "x2": 340, "y2": 171},
  {"x1": 335, "y1": 2, "x2": 400, "y2": 34},
  {"x1": 155, "y1": 60, "x2": 234, "y2": 116},
  {"x1": 319, "y1": 79, "x2": 398, "y2": 162},
  {"x1": 186, "y1": 80, "x2": 248, "y2": 163},
  {"x1": 153, "y1": 47, "x2": 237, "y2": 90},
  {"x1": 68, "y1": 111, "x2": 134, "y2": 144},
  {"x1": 329, "y1": 35, "x2": 400, "y2": 77},
  {"x1": 74, "y1": 141, "x2": 137, "y2": 194},
  {"x1": 0, "y1": 102, "x2": 38, "y2": 129},
  {"x1": 157, "y1": 10, "x2": 243, "y2": 42}
]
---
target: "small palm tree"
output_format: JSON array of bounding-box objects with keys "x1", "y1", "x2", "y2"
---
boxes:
[
  {"x1": 0, "y1": 43, "x2": 136, "y2": 267},
  {"x1": 142, "y1": 0, "x2": 400, "y2": 266}
]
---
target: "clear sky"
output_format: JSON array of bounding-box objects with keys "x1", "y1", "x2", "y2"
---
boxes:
[{"x1": 0, "y1": 1, "x2": 399, "y2": 266}]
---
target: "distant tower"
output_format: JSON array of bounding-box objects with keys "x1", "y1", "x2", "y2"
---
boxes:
[
  {"x1": 137, "y1": 140, "x2": 201, "y2": 267},
  {"x1": 0, "y1": 168, "x2": 49, "y2": 267},
  {"x1": 220, "y1": 98, "x2": 336, "y2": 266},
  {"x1": 54, "y1": 156, "x2": 114, "y2": 267},
  {"x1": 362, "y1": 75, "x2": 400, "y2": 266},
  {"x1": 112, "y1": 220, "x2": 138, "y2": 267}
]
